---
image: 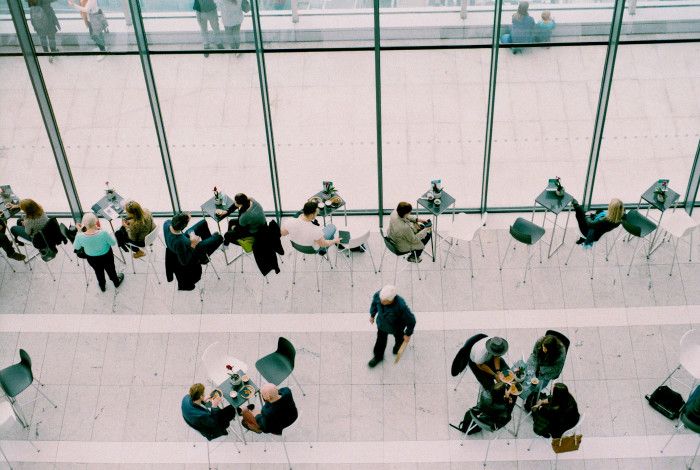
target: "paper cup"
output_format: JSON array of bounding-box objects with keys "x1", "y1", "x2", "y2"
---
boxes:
[{"x1": 229, "y1": 390, "x2": 237, "y2": 398}]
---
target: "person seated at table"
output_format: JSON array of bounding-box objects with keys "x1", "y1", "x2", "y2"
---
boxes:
[
  {"x1": 164, "y1": 212, "x2": 223, "y2": 266},
  {"x1": 685, "y1": 384, "x2": 700, "y2": 424},
  {"x1": 571, "y1": 198, "x2": 624, "y2": 247},
  {"x1": 181, "y1": 383, "x2": 237, "y2": 440},
  {"x1": 474, "y1": 382, "x2": 516, "y2": 431},
  {"x1": 387, "y1": 202, "x2": 431, "y2": 263},
  {"x1": 215, "y1": 193, "x2": 266, "y2": 246},
  {"x1": 241, "y1": 384, "x2": 298, "y2": 434},
  {"x1": 74, "y1": 213, "x2": 124, "y2": 292},
  {"x1": 8, "y1": 198, "x2": 49, "y2": 245},
  {"x1": 280, "y1": 201, "x2": 340, "y2": 255},
  {"x1": 531, "y1": 383, "x2": 580, "y2": 438},
  {"x1": 0, "y1": 217, "x2": 25, "y2": 261},
  {"x1": 522, "y1": 334, "x2": 566, "y2": 408},
  {"x1": 115, "y1": 200, "x2": 155, "y2": 259},
  {"x1": 470, "y1": 336, "x2": 509, "y2": 390}
]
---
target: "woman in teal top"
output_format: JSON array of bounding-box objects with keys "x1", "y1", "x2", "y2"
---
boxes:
[{"x1": 74, "y1": 213, "x2": 124, "y2": 292}]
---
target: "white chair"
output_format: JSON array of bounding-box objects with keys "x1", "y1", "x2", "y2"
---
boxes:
[
  {"x1": 333, "y1": 228, "x2": 377, "y2": 287},
  {"x1": 660, "y1": 390, "x2": 700, "y2": 470},
  {"x1": 0, "y1": 401, "x2": 41, "y2": 469},
  {"x1": 526, "y1": 413, "x2": 585, "y2": 470},
  {"x1": 658, "y1": 210, "x2": 699, "y2": 276},
  {"x1": 439, "y1": 213, "x2": 488, "y2": 277},
  {"x1": 658, "y1": 329, "x2": 700, "y2": 392},
  {"x1": 201, "y1": 342, "x2": 249, "y2": 388},
  {"x1": 126, "y1": 226, "x2": 163, "y2": 285}
]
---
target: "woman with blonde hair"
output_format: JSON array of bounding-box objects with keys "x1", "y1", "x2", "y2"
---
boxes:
[
  {"x1": 74, "y1": 212, "x2": 124, "y2": 292},
  {"x1": 115, "y1": 200, "x2": 155, "y2": 259},
  {"x1": 572, "y1": 198, "x2": 624, "y2": 247},
  {"x1": 9, "y1": 198, "x2": 49, "y2": 245}
]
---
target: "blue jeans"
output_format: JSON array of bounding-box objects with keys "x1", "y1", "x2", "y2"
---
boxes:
[{"x1": 319, "y1": 223, "x2": 336, "y2": 255}]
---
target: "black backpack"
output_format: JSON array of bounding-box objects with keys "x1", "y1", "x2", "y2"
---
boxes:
[
  {"x1": 645, "y1": 385, "x2": 685, "y2": 420},
  {"x1": 449, "y1": 407, "x2": 482, "y2": 434}
]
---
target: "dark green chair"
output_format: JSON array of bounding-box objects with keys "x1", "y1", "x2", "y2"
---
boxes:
[
  {"x1": 660, "y1": 403, "x2": 700, "y2": 469},
  {"x1": 255, "y1": 337, "x2": 306, "y2": 396},
  {"x1": 0, "y1": 349, "x2": 57, "y2": 428},
  {"x1": 290, "y1": 240, "x2": 332, "y2": 293},
  {"x1": 621, "y1": 209, "x2": 657, "y2": 277},
  {"x1": 499, "y1": 217, "x2": 545, "y2": 283},
  {"x1": 377, "y1": 229, "x2": 422, "y2": 283}
]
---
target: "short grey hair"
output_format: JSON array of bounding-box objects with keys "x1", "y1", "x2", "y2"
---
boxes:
[
  {"x1": 379, "y1": 285, "x2": 397, "y2": 302},
  {"x1": 81, "y1": 212, "x2": 98, "y2": 229}
]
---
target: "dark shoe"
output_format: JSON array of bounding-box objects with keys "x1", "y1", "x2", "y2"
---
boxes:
[
  {"x1": 40, "y1": 249, "x2": 57, "y2": 262},
  {"x1": 9, "y1": 252, "x2": 26, "y2": 261},
  {"x1": 99, "y1": 284, "x2": 106, "y2": 292},
  {"x1": 368, "y1": 357, "x2": 382, "y2": 368},
  {"x1": 392, "y1": 344, "x2": 401, "y2": 355},
  {"x1": 247, "y1": 403, "x2": 255, "y2": 411},
  {"x1": 216, "y1": 43, "x2": 224, "y2": 49},
  {"x1": 575, "y1": 237, "x2": 586, "y2": 245},
  {"x1": 113, "y1": 273, "x2": 125, "y2": 288},
  {"x1": 236, "y1": 407, "x2": 243, "y2": 416},
  {"x1": 14, "y1": 239, "x2": 24, "y2": 247},
  {"x1": 407, "y1": 254, "x2": 422, "y2": 263}
]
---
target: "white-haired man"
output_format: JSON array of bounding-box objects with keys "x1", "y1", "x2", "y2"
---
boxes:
[
  {"x1": 368, "y1": 285, "x2": 416, "y2": 368},
  {"x1": 241, "y1": 383, "x2": 298, "y2": 434}
]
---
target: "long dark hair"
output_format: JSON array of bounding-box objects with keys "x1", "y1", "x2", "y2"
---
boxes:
[
  {"x1": 549, "y1": 383, "x2": 576, "y2": 412},
  {"x1": 234, "y1": 193, "x2": 251, "y2": 213},
  {"x1": 536, "y1": 335, "x2": 564, "y2": 365}
]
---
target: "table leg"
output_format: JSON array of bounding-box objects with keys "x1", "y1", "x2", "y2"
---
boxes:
[
  {"x1": 109, "y1": 220, "x2": 126, "y2": 264},
  {"x1": 344, "y1": 203, "x2": 348, "y2": 226},
  {"x1": 531, "y1": 202, "x2": 537, "y2": 222},
  {"x1": 431, "y1": 214, "x2": 438, "y2": 262},
  {"x1": 547, "y1": 207, "x2": 571, "y2": 258},
  {"x1": 547, "y1": 212, "x2": 558, "y2": 258}
]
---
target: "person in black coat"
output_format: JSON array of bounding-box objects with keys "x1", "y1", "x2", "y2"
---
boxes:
[
  {"x1": 531, "y1": 383, "x2": 580, "y2": 438},
  {"x1": 241, "y1": 384, "x2": 298, "y2": 434},
  {"x1": 181, "y1": 383, "x2": 237, "y2": 440},
  {"x1": 572, "y1": 198, "x2": 624, "y2": 246},
  {"x1": 367, "y1": 285, "x2": 416, "y2": 368},
  {"x1": 476, "y1": 381, "x2": 516, "y2": 430}
]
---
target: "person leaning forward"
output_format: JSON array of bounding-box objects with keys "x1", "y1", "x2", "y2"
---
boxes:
[{"x1": 368, "y1": 285, "x2": 416, "y2": 368}]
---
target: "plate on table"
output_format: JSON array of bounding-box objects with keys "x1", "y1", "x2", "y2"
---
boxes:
[{"x1": 240, "y1": 385, "x2": 255, "y2": 399}]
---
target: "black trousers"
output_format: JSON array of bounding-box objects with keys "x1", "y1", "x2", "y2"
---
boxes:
[
  {"x1": 86, "y1": 250, "x2": 119, "y2": 288},
  {"x1": 573, "y1": 203, "x2": 592, "y2": 238},
  {"x1": 115, "y1": 226, "x2": 145, "y2": 252},
  {"x1": 0, "y1": 230, "x2": 16, "y2": 256},
  {"x1": 414, "y1": 232, "x2": 432, "y2": 257},
  {"x1": 373, "y1": 329, "x2": 403, "y2": 360}
]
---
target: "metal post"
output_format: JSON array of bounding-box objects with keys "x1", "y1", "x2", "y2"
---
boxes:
[
  {"x1": 251, "y1": 0, "x2": 283, "y2": 222},
  {"x1": 8, "y1": 0, "x2": 83, "y2": 221},
  {"x1": 581, "y1": 0, "x2": 627, "y2": 210},
  {"x1": 684, "y1": 140, "x2": 700, "y2": 216},
  {"x1": 479, "y1": 0, "x2": 503, "y2": 213},
  {"x1": 460, "y1": 0, "x2": 467, "y2": 20},
  {"x1": 374, "y1": 0, "x2": 384, "y2": 228},
  {"x1": 128, "y1": 0, "x2": 181, "y2": 213}
]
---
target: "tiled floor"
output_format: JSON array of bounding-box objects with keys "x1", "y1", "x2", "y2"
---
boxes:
[{"x1": 0, "y1": 215, "x2": 699, "y2": 469}]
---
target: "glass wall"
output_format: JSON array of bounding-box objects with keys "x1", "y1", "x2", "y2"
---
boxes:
[{"x1": 1, "y1": 0, "x2": 700, "y2": 217}]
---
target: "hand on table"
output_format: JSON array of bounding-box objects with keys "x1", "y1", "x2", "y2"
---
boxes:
[
  {"x1": 215, "y1": 209, "x2": 227, "y2": 217},
  {"x1": 333, "y1": 236, "x2": 341, "y2": 245}
]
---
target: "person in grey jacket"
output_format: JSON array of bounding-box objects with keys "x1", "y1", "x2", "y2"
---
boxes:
[
  {"x1": 387, "y1": 202, "x2": 431, "y2": 262},
  {"x1": 218, "y1": 193, "x2": 267, "y2": 245},
  {"x1": 368, "y1": 285, "x2": 416, "y2": 368},
  {"x1": 522, "y1": 334, "x2": 566, "y2": 407}
]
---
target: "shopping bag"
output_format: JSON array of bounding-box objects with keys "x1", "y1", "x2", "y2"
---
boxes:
[{"x1": 551, "y1": 434, "x2": 582, "y2": 453}]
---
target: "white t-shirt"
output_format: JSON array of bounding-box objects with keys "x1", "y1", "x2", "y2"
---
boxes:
[
  {"x1": 284, "y1": 216, "x2": 324, "y2": 250},
  {"x1": 470, "y1": 337, "x2": 491, "y2": 364}
]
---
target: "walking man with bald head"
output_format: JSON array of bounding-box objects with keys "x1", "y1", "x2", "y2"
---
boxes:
[{"x1": 367, "y1": 285, "x2": 416, "y2": 368}]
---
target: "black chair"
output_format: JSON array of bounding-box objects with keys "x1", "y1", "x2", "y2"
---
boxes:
[
  {"x1": 660, "y1": 404, "x2": 700, "y2": 469},
  {"x1": 621, "y1": 209, "x2": 657, "y2": 277},
  {"x1": 545, "y1": 329, "x2": 570, "y2": 352},
  {"x1": 378, "y1": 228, "x2": 422, "y2": 283},
  {"x1": 19, "y1": 217, "x2": 68, "y2": 281},
  {"x1": 0, "y1": 349, "x2": 57, "y2": 428},
  {"x1": 451, "y1": 333, "x2": 488, "y2": 391},
  {"x1": 499, "y1": 217, "x2": 545, "y2": 283},
  {"x1": 255, "y1": 337, "x2": 306, "y2": 396}
]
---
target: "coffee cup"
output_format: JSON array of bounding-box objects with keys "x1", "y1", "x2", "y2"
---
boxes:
[
  {"x1": 229, "y1": 390, "x2": 237, "y2": 398},
  {"x1": 531, "y1": 377, "x2": 539, "y2": 385},
  {"x1": 242, "y1": 374, "x2": 250, "y2": 382}
]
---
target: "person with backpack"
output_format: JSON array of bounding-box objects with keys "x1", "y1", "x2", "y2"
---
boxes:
[
  {"x1": 27, "y1": 0, "x2": 60, "y2": 60},
  {"x1": 68, "y1": 0, "x2": 109, "y2": 56}
]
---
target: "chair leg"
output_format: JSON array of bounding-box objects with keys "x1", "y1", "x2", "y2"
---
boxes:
[
  {"x1": 499, "y1": 237, "x2": 513, "y2": 270},
  {"x1": 281, "y1": 433, "x2": 292, "y2": 470},
  {"x1": 443, "y1": 237, "x2": 454, "y2": 270},
  {"x1": 32, "y1": 382, "x2": 57, "y2": 408},
  {"x1": 367, "y1": 244, "x2": 377, "y2": 274},
  {"x1": 292, "y1": 251, "x2": 298, "y2": 285},
  {"x1": 350, "y1": 251, "x2": 354, "y2": 287},
  {"x1": 8, "y1": 396, "x2": 28, "y2": 428},
  {"x1": 206, "y1": 255, "x2": 221, "y2": 280},
  {"x1": 477, "y1": 231, "x2": 485, "y2": 258},
  {"x1": 0, "y1": 441, "x2": 12, "y2": 470},
  {"x1": 627, "y1": 236, "x2": 642, "y2": 276},
  {"x1": 394, "y1": 255, "x2": 399, "y2": 285},
  {"x1": 590, "y1": 243, "x2": 596, "y2": 280},
  {"x1": 483, "y1": 431, "x2": 497, "y2": 467},
  {"x1": 563, "y1": 242, "x2": 576, "y2": 266},
  {"x1": 130, "y1": 251, "x2": 136, "y2": 274},
  {"x1": 523, "y1": 245, "x2": 531, "y2": 284},
  {"x1": 206, "y1": 440, "x2": 212, "y2": 470},
  {"x1": 43, "y1": 261, "x2": 56, "y2": 282},
  {"x1": 378, "y1": 246, "x2": 386, "y2": 272},
  {"x1": 687, "y1": 436, "x2": 700, "y2": 470},
  {"x1": 290, "y1": 372, "x2": 306, "y2": 396},
  {"x1": 315, "y1": 255, "x2": 320, "y2": 293},
  {"x1": 468, "y1": 240, "x2": 474, "y2": 278},
  {"x1": 670, "y1": 236, "x2": 680, "y2": 277},
  {"x1": 414, "y1": 251, "x2": 422, "y2": 281},
  {"x1": 453, "y1": 369, "x2": 466, "y2": 391},
  {"x1": 149, "y1": 259, "x2": 162, "y2": 285},
  {"x1": 0, "y1": 254, "x2": 16, "y2": 273},
  {"x1": 660, "y1": 421, "x2": 683, "y2": 453}
]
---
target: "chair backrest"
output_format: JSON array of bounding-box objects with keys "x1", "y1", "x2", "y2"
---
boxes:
[
  {"x1": 545, "y1": 329, "x2": 571, "y2": 352},
  {"x1": 35, "y1": 217, "x2": 65, "y2": 250},
  {"x1": 509, "y1": 219, "x2": 533, "y2": 245},
  {"x1": 679, "y1": 329, "x2": 700, "y2": 379},
  {"x1": 382, "y1": 235, "x2": 404, "y2": 256},
  {"x1": 144, "y1": 225, "x2": 160, "y2": 247},
  {"x1": 451, "y1": 333, "x2": 488, "y2": 377},
  {"x1": 346, "y1": 230, "x2": 370, "y2": 250},
  {"x1": 290, "y1": 240, "x2": 318, "y2": 255},
  {"x1": 276, "y1": 337, "x2": 296, "y2": 369}
]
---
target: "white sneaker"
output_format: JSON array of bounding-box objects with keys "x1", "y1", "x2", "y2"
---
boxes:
[{"x1": 96, "y1": 54, "x2": 106, "y2": 62}]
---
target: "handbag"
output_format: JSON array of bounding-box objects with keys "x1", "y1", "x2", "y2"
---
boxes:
[
  {"x1": 89, "y1": 9, "x2": 109, "y2": 33},
  {"x1": 551, "y1": 434, "x2": 582, "y2": 453},
  {"x1": 241, "y1": 0, "x2": 251, "y2": 13}
]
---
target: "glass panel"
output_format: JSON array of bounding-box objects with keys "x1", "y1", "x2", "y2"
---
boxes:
[
  {"x1": 0, "y1": 0, "x2": 20, "y2": 53},
  {"x1": 39, "y1": 55, "x2": 171, "y2": 211},
  {"x1": 593, "y1": 43, "x2": 700, "y2": 205},
  {"x1": 621, "y1": 0, "x2": 700, "y2": 40},
  {"x1": 141, "y1": 0, "x2": 254, "y2": 52},
  {"x1": 489, "y1": 44, "x2": 608, "y2": 207},
  {"x1": 265, "y1": 51, "x2": 377, "y2": 212},
  {"x1": 151, "y1": 53, "x2": 274, "y2": 212},
  {"x1": 0, "y1": 57, "x2": 70, "y2": 212},
  {"x1": 381, "y1": 49, "x2": 488, "y2": 211}
]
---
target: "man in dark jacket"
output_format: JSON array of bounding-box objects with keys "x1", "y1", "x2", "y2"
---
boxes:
[
  {"x1": 181, "y1": 383, "x2": 236, "y2": 440},
  {"x1": 368, "y1": 285, "x2": 416, "y2": 368},
  {"x1": 0, "y1": 217, "x2": 25, "y2": 261},
  {"x1": 241, "y1": 384, "x2": 298, "y2": 434}
]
